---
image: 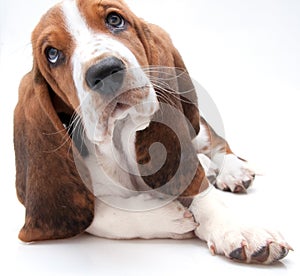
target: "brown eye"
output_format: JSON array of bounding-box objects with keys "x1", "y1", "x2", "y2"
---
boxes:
[{"x1": 106, "y1": 12, "x2": 126, "y2": 30}]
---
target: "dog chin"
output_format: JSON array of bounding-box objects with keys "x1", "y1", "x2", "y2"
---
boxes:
[
  {"x1": 87, "y1": 107, "x2": 153, "y2": 144},
  {"x1": 86, "y1": 89, "x2": 159, "y2": 144}
]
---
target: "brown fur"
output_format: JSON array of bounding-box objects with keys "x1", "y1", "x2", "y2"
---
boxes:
[
  {"x1": 14, "y1": 72, "x2": 94, "y2": 242},
  {"x1": 14, "y1": 0, "x2": 208, "y2": 242},
  {"x1": 132, "y1": 18, "x2": 208, "y2": 197}
]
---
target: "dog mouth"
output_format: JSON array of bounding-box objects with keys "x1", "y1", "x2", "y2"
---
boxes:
[
  {"x1": 77, "y1": 82, "x2": 159, "y2": 144},
  {"x1": 109, "y1": 86, "x2": 151, "y2": 119},
  {"x1": 111, "y1": 102, "x2": 131, "y2": 118},
  {"x1": 91, "y1": 86, "x2": 156, "y2": 139}
]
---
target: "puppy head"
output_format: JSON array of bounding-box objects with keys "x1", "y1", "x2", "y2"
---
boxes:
[
  {"x1": 31, "y1": 0, "x2": 199, "y2": 144},
  {"x1": 31, "y1": 0, "x2": 155, "y2": 144}
]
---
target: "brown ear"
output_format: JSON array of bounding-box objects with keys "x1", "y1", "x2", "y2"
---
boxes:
[
  {"x1": 135, "y1": 22, "x2": 208, "y2": 200},
  {"x1": 14, "y1": 66, "x2": 94, "y2": 242},
  {"x1": 137, "y1": 22, "x2": 200, "y2": 138}
]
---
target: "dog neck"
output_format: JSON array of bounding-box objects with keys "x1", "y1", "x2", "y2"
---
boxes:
[{"x1": 82, "y1": 114, "x2": 152, "y2": 199}]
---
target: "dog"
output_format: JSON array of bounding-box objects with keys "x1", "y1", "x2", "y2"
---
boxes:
[{"x1": 14, "y1": 0, "x2": 292, "y2": 264}]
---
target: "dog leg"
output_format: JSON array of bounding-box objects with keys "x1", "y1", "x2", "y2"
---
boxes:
[
  {"x1": 189, "y1": 186, "x2": 292, "y2": 264},
  {"x1": 193, "y1": 118, "x2": 255, "y2": 192},
  {"x1": 86, "y1": 196, "x2": 198, "y2": 239}
]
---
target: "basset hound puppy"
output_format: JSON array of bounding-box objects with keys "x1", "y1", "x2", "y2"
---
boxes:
[{"x1": 14, "y1": 0, "x2": 292, "y2": 264}]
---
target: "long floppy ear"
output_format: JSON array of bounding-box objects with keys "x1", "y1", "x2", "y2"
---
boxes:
[
  {"x1": 14, "y1": 65, "x2": 94, "y2": 242},
  {"x1": 135, "y1": 22, "x2": 208, "y2": 201},
  {"x1": 137, "y1": 22, "x2": 200, "y2": 138}
]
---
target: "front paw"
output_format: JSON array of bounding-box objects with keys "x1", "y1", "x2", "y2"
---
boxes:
[
  {"x1": 215, "y1": 154, "x2": 255, "y2": 193},
  {"x1": 162, "y1": 201, "x2": 198, "y2": 239},
  {"x1": 205, "y1": 226, "x2": 292, "y2": 264}
]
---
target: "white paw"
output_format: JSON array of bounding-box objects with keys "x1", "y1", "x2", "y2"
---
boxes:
[
  {"x1": 206, "y1": 226, "x2": 292, "y2": 264},
  {"x1": 190, "y1": 189, "x2": 292, "y2": 264},
  {"x1": 215, "y1": 154, "x2": 255, "y2": 192},
  {"x1": 158, "y1": 200, "x2": 198, "y2": 239}
]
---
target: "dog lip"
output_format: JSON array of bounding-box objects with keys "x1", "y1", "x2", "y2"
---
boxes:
[
  {"x1": 111, "y1": 102, "x2": 131, "y2": 118},
  {"x1": 109, "y1": 86, "x2": 150, "y2": 117},
  {"x1": 93, "y1": 85, "x2": 153, "y2": 139}
]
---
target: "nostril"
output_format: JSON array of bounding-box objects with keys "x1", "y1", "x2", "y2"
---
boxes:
[
  {"x1": 93, "y1": 79, "x2": 104, "y2": 89},
  {"x1": 85, "y1": 56, "x2": 125, "y2": 95},
  {"x1": 93, "y1": 79, "x2": 101, "y2": 86},
  {"x1": 111, "y1": 69, "x2": 119, "y2": 75}
]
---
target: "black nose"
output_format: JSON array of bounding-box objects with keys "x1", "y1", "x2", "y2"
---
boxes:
[{"x1": 85, "y1": 56, "x2": 125, "y2": 95}]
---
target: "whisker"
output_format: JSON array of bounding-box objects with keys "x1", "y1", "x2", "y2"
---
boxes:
[
  {"x1": 143, "y1": 66, "x2": 198, "y2": 98},
  {"x1": 151, "y1": 80, "x2": 198, "y2": 107},
  {"x1": 42, "y1": 93, "x2": 89, "y2": 155},
  {"x1": 151, "y1": 81, "x2": 183, "y2": 105}
]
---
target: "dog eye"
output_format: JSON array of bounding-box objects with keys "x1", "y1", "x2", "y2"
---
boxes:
[
  {"x1": 45, "y1": 47, "x2": 60, "y2": 64},
  {"x1": 106, "y1": 12, "x2": 126, "y2": 30}
]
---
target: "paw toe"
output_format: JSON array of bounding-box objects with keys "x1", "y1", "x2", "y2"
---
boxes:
[
  {"x1": 251, "y1": 242, "x2": 291, "y2": 264},
  {"x1": 274, "y1": 246, "x2": 289, "y2": 262},
  {"x1": 229, "y1": 246, "x2": 247, "y2": 262},
  {"x1": 269, "y1": 242, "x2": 291, "y2": 263},
  {"x1": 214, "y1": 154, "x2": 255, "y2": 193},
  {"x1": 211, "y1": 227, "x2": 292, "y2": 264},
  {"x1": 251, "y1": 245, "x2": 270, "y2": 263},
  {"x1": 233, "y1": 184, "x2": 247, "y2": 193},
  {"x1": 242, "y1": 179, "x2": 252, "y2": 189}
]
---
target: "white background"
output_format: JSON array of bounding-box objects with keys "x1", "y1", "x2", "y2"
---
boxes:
[{"x1": 0, "y1": 0, "x2": 299, "y2": 275}]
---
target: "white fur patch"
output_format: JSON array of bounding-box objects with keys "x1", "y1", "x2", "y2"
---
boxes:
[
  {"x1": 192, "y1": 122, "x2": 210, "y2": 154},
  {"x1": 189, "y1": 187, "x2": 290, "y2": 264},
  {"x1": 87, "y1": 198, "x2": 197, "y2": 239},
  {"x1": 215, "y1": 153, "x2": 255, "y2": 192}
]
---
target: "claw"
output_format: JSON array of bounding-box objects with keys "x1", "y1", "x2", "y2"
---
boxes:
[
  {"x1": 221, "y1": 183, "x2": 229, "y2": 190},
  {"x1": 241, "y1": 240, "x2": 249, "y2": 249},
  {"x1": 280, "y1": 242, "x2": 294, "y2": 251},
  {"x1": 208, "y1": 242, "x2": 216, "y2": 256},
  {"x1": 183, "y1": 210, "x2": 193, "y2": 218}
]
